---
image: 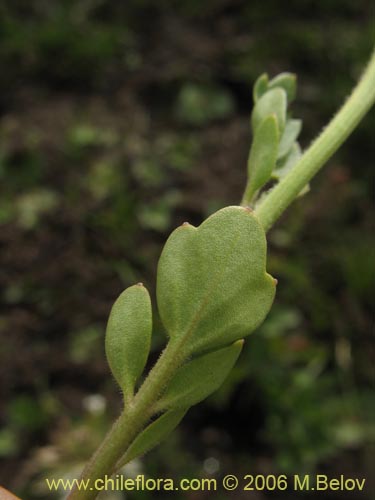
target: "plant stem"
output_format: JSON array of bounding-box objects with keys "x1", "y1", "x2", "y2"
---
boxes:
[
  {"x1": 68, "y1": 340, "x2": 184, "y2": 500},
  {"x1": 69, "y1": 50, "x2": 375, "y2": 500},
  {"x1": 253, "y1": 50, "x2": 375, "y2": 231}
]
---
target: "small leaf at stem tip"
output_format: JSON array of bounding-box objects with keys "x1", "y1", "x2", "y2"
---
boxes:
[
  {"x1": 155, "y1": 340, "x2": 244, "y2": 411},
  {"x1": 277, "y1": 119, "x2": 302, "y2": 160},
  {"x1": 251, "y1": 88, "x2": 287, "y2": 135},
  {"x1": 156, "y1": 206, "x2": 276, "y2": 357},
  {"x1": 118, "y1": 408, "x2": 188, "y2": 466},
  {"x1": 273, "y1": 143, "x2": 309, "y2": 197},
  {"x1": 268, "y1": 72, "x2": 297, "y2": 102},
  {"x1": 274, "y1": 142, "x2": 302, "y2": 179},
  {"x1": 253, "y1": 73, "x2": 269, "y2": 102},
  {"x1": 105, "y1": 284, "x2": 152, "y2": 401},
  {"x1": 246, "y1": 114, "x2": 279, "y2": 201}
]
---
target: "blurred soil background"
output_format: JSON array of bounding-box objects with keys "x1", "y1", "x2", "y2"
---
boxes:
[{"x1": 0, "y1": 1, "x2": 374, "y2": 499}]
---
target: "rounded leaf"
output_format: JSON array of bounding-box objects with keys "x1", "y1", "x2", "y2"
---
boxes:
[
  {"x1": 268, "y1": 72, "x2": 297, "y2": 102},
  {"x1": 156, "y1": 206, "x2": 276, "y2": 356},
  {"x1": 253, "y1": 73, "x2": 269, "y2": 102},
  {"x1": 251, "y1": 88, "x2": 287, "y2": 135},
  {"x1": 105, "y1": 284, "x2": 152, "y2": 400}
]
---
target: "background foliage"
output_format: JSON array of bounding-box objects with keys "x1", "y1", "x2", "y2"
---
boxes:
[{"x1": 0, "y1": 1, "x2": 374, "y2": 498}]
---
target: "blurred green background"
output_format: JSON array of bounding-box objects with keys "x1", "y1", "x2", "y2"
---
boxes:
[{"x1": 0, "y1": 1, "x2": 374, "y2": 499}]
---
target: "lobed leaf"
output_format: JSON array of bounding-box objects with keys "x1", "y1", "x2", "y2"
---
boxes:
[
  {"x1": 246, "y1": 114, "x2": 279, "y2": 201},
  {"x1": 156, "y1": 340, "x2": 243, "y2": 411},
  {"x1": 105, "y1": 284, "x2": 152, "y2": 401},
  {"x1": 156, "y1": 206, "x2": 276, "y2": 357}
]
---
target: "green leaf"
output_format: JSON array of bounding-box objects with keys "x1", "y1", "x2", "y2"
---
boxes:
[
  {"x1": 268, "y1": 72, "x2": 297, "y2": 102},
  {"x1": 251, "y1": 88, "x2": 287, "y2": 135},
  {"x1": 156, "y1": 340, "x2": 243, "y2": 411},
  {"x1": 273, "y1": 143, "x2": 309, "y2": 197},
  {"x1": 156, "y1": 206, "x2": 276, "y2": 357},
  {"x1": 253, "y1": 73, "x2": 269, "y2": 102},
  {"x1": 246, "y1": 114, "x2": 279, "y2": 201},
  {"x1": 119, "y1": 409, "x2": 187, "y2": 466},
  {"x1": 105, "y1": 284, "x2": 152, "y2": 401},
  {"x1": 274, "y1": 142, "x2": 302, "y2": 179},
  {"x1": 277, "y1": 119, "x2": 302, "y2": 160}
]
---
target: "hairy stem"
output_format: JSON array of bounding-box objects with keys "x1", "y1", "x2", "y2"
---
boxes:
[
  {"x1": 69, "y1": 50, "x2": 375, "y2": 499},
  {"x1": 253, "y1": 50, "x2": 375, "y2": 230},
  {"x1": 68, "y1": 340, "x2": 184, "y2": 500}
]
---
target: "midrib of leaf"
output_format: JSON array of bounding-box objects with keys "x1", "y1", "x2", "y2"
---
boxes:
[{"x1": 170, "y1": 227, "x2": 244, "y2": 356}]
